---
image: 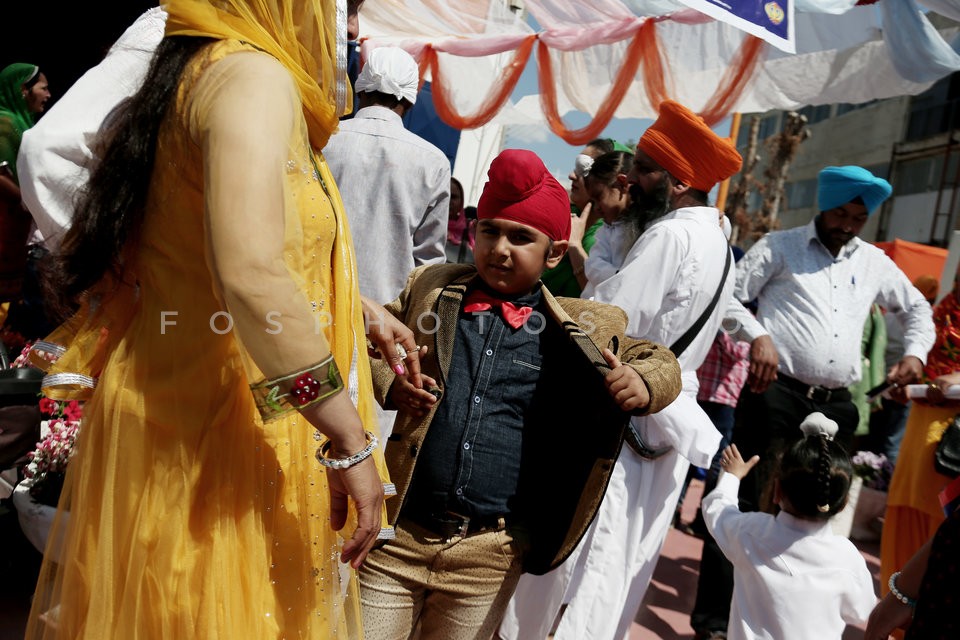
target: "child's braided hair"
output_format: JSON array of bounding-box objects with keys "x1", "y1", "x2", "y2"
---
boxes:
[{"x1": 778, "y1": 412, "x2": 854, "y2": 520}]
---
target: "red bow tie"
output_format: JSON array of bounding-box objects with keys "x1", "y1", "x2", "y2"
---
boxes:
[{"x1": 463, "y1": 290, "x2": 533, "y2": 329}]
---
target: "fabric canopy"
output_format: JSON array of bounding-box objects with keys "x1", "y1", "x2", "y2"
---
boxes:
[
  {"x1": 359, "y1": 0, "x2": 960, "y2": 144},
  {"x1": 874, "y1": 238, "x2": 949, "y2": 285}
]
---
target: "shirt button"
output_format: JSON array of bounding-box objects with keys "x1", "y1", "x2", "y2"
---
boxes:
[
  {"x1": 463, "y1": 442, "x2": 471, "y2": 450},
  {"x1": 474, "y1": 396, "x2": 481, "y2": 404},
  {"x1": 456, "y1": 488, "x2": 463, "y2": 496},
  {"x1": 485, "y1": 349, "x2": 493, "y2": 356}
]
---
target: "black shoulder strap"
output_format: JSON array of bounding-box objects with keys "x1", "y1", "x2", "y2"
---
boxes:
[{"x1": 669, "y1": 247, "x2": 732, "y2": 358}]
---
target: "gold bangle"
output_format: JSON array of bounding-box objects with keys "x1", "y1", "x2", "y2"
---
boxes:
[{"x1": 250, "y1": 355, "x2": 344, "y2": 422}]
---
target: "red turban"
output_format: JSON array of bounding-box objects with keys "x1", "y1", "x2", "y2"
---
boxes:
[
  {"x1": 637, "y1": 101, "x2": 742, "y2": 193},
  {"x1": 477, "y1": 149, "x2": 571, "y2": 242}
]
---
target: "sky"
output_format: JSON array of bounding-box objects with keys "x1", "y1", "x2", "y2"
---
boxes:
[{"x1": 501, "y1": 63, "x2": 655, "y2": 186}]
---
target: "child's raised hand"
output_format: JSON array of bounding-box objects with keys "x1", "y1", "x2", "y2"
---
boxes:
[
  {"x1": 390, "y1": 372, "x2": 439, "y2": 418},
  {"x1": 719, "y1": 444, "x2": 759, "y2": 480},
  {"x1": 602, "y1": 348, "x2": 650, "y2": 412}
]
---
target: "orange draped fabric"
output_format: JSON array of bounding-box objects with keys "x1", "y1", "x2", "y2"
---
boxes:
[
  {"x1": 699, "y1": 34, "x2": 766, "y2": 125},
  {"x1": 538, "y1": 24, "x2": 650, "y2": 146},
  {"x1": 412, "y1": 20, "x2": 767, "y2": 144},
  {"x1": 423, "y1": 35, "x2": 536, "y2": 130}
]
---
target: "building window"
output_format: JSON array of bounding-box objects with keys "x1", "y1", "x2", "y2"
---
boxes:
[
  {"x1": 836, "y1": 100, "x2": 878, "y2": 117},
  {"x1": 894, "y1": 156, "x2": 943, "y2": 195}
]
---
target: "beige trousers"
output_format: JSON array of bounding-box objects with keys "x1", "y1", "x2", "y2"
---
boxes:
[{"x1": 359, "y1": 517, "x2": 524, "y2": 640}]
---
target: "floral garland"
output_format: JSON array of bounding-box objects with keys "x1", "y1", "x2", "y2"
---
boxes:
[{"x1": 13, "y1": 341, "x2": 84, "y2": 507}]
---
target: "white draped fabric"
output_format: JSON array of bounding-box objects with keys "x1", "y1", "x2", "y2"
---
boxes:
[{"x1": 359, "y1": 0, "x2": 960, "y2": 127}]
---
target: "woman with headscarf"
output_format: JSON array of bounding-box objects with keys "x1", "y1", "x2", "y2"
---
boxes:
[
  {"x1": 0, "y1": 63, "x2": 49, "y2": 185},
  {"x1": 25, "y1": 1, "x2": 404, "y2": 637},
  {"x1": 0, "y1": 63, "x2": 50, "y2": 306}
]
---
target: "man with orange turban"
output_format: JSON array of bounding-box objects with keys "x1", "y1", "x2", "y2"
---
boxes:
[{"x1": 501, "y1": 100, "x2": 747, "y2": 640}]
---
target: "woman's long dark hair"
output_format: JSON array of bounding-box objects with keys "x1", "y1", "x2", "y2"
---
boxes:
[{"x1": 45, "y1": 35, "x2": 213, "y2": 319}]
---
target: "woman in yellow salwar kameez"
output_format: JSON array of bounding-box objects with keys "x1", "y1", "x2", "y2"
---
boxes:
[{"x1": 25, "y1": 1, "x2": 404, "y2": 637}]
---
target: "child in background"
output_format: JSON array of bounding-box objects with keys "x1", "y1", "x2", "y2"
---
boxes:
[
  {"x1": 580, "y1": 150, "x2": 635, "y2": 297},
  {"x1": 703, "y1": 413, "x2": 876, "y2": 640}
]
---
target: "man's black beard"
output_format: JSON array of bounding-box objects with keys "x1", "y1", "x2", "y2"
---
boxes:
[{"x1": 626, "y1": 177, "x2": 672, "y2": 236}]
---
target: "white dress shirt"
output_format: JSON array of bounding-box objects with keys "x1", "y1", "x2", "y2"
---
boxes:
[
  {"x1": 17, "y1": 7, "x2": 166, "y2": 250},
  {"x1": 728, "y1": 219, "x2": 935, "y2": 388},
  {"x1": 323, "y1": 105, "x2": 449, "y2": 304},
  {"x1": 703, "y1": 472, "x2": 877, "y2": 640}
]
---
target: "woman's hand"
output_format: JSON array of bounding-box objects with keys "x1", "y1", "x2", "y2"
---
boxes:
[
  {"x1": 569, "y1": 202, "x2": 591, "y2": 248},
  {"x1": 327, "y1": 455, "x2": 385, "y2": 568},
  {"x1": 361, "y1": 295, "x2": 422, "y2": 388},
  {"x1": 301, "y1": 391, "x2": 385, "y2": 568}
]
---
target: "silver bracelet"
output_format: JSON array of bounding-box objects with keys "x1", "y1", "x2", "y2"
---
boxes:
[
  {"x1": 315, "y1": 431, "x2": 378, "y2": 470},
  {"x1": 888, "y1": 571, "x2": 918, "y2": 608}
]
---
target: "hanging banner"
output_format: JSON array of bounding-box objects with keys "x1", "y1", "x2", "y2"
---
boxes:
[{"x1": 678, "y1": 0, "x2": 795, "y2": 53}]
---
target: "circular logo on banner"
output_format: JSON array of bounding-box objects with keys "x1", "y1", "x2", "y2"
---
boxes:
[{"x1": 765, "y1": 1, "x2": 785, "y2": 26}]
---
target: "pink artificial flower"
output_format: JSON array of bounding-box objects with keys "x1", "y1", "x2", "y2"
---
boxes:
[{"x1": 63, "y1": 400, "x2": 83, "y2": 423}]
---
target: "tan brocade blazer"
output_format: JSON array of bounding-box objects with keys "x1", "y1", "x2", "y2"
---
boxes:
[{"x1": 371, "y1": 264, "x2": 681, "y2": 575}]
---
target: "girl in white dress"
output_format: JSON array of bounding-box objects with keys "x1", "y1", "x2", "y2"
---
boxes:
[{"x1": 703, "y1": 412, "x2": 877, "y2": 640}]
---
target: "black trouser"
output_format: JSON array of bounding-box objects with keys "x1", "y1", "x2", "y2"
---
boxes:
[{"x1": 689, "y1": 377, "x2": 859, "y2": 634}]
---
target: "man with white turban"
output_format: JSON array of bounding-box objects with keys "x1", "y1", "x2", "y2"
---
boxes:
[
  {"x1": 324, "y1": 45, "x2": 450, "y2": 306},
  {"x1": 324, "y1": 45, "x2": 450, "y2": 440}
]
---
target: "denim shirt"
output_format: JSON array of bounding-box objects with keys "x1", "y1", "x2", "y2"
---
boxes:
[{"x1": 404, "y1": 285, "x2": 544, "y2": 519}]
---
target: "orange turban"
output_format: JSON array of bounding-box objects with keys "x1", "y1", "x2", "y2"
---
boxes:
[{"x1": 637, "y1": 100, "x2": 742, "y2": 193}]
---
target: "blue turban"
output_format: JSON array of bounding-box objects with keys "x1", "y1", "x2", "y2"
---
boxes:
[{"x1": 817, "y1": 166, "x2": 892, "y2": 215}]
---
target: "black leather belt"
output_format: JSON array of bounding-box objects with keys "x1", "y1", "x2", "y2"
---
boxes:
[
  {"x1": 406, "y1": 510, "x2": 508, "y2": 539},
  {"x1": 777, "y1": 374, "x2": 851, "y2": 404}
]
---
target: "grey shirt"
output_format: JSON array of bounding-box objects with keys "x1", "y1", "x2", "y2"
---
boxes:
[{"x1": 324, "y1": 106, "x2": 450, "y2": 303}]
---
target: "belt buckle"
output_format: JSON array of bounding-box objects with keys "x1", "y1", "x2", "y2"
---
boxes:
[
  {"x1": 443, "y1": 511, "x2": 471, "y2": 538},
  {"x1": 806, "y1": 386, "x2": 830, "y2": 403}
]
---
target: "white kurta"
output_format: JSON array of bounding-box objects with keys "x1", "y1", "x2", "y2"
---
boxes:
[
  {"x1": 501, "y1": 206, "x2": 734, "y2": 640},
  {"x1": 703, "y1": 473, "x2": 876, "y2": 640}
]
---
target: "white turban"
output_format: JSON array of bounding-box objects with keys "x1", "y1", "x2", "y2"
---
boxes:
[{"x1": 355, "y1": 46, "x2": 419, "y2": 105}]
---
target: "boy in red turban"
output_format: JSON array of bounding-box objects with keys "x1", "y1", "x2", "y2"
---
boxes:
[{"x1": 357, "y1": 148, "x2": 682, "y2": 640}]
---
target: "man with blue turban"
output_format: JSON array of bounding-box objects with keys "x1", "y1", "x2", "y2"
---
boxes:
[{"x1": 689, "y1": 165, "x2": 936, "y2": 640}]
